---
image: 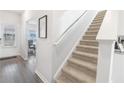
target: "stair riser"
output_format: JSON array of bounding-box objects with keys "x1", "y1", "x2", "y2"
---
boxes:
[
  {"x1": 69, "y1": 62, "x2": 96, "y2": 78},
  {"x1": 72, "y1": 53, "x2": 97, "y2": 64},
  {"x1": 85, "y1": 32, "x2": 98, "y2": 35},
  {"x1": 80, "y1": 41, "x2": 98, "y2": 46},
  {"x1": 76, "y1": 47, "x2": 98, "y2": 54},
  {"x1": 83, "y1": 36, "x2": 96, "y2": 40}
]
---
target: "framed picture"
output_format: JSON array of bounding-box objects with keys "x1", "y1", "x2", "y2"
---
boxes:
[
  {"x1": 3, "y1": 25, "x2": 16, "y2": 46},
  {"x1": 38, "y1": 15, "x2": 47, "y2": 38}
]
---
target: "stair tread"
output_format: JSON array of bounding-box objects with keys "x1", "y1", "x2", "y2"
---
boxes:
[
  {"x1": 80, "y1": 40, "x2": 98, "y2": 44},
  {"x1": 93, "y1": 17, "x2": 103, "y2": 20},
  {"x1": 83, "y1": 35, "x2": 97, "y2": 40},
  {"x1": 95, "y1": 15, "x2": 104, "y2": 18},
  {"x1": 56, "y1": 75, "x2": 73, "y2": 83},
  {"x1": 84, "y1": 35, "x2": 97, "y2": 36},
  {"x1": 90, "y1": 24, "x2": 101, "y2": 26},
  {"x1": 87, "y1": 30, "x2": 99, "y2": 32},
  {"x1": 85, "y1": 32, "x2": 98, "y2": 34},
  {"x1": 89, "y1": 26, "x2": 100, "y2": 28},
  {"x1": 73, "y1": 50, "x2": 98, "y2": 58},
  {"x1": 91, "y1": 21, "x2": 102, "y2": 24},
  {"x1": 92, "y1": 19, "x2": 103, "y2": 22},
  {"x1": 80, "y1": 40, "x2": 98, "y2": 46},
  {"x1": 87, "y1": 30, "x2": 98, "y2": 32},
  {"x1": 88, "y1": 28, "x2": 100, "y2": 30},
  {"x1": 77, "y1": 44, "x2": 98, "y2": 49},
  {"x1": 63, "y1": 64, "x2": 96, "y2": 82},
  {"x1": 56, "y1": 78, "x2": 71, "y2": 83},
  {"x1": 90, "y1": 22, "x2": 102, "y2": 27},
  {"x1": 92, "y1": 20, "x2": 102, "y2": 22},
  {"x1": 92, "y1": 22, "x2": 102, "y2": 24},
  {"x1": 68, "y1": 57, "x2": 97, "y2": 72},
  {"x1": 94, "y1": 17, "x2": 104, "y2": 20}
]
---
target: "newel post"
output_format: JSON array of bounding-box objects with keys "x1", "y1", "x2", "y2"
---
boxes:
[{"x1": 96, "y1": 40, "x2": 115, "y2": 82}]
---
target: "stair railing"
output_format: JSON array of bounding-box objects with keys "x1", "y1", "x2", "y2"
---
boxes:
[{"x1": 54, "y1": 10, "x2": 87, "y2": 46}]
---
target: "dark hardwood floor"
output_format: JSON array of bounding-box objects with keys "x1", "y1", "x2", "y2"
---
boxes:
[{"x1": 0, "y1": 56, "x2": 42, "y2": 83}]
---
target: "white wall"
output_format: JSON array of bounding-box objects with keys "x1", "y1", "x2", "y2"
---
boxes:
[
  {"x1": 52, "y1": 10, "x2": 85, "y2": 41},
  {"x1": 118, "y1": 11, "x2": 124, "y2": 36},
  {"x1": 35, "y1": 11, "x2": 54, "y2": 82},
  {"x1": 111, "y1": 11, "x2": 124, "y2": 83},
  {"x1": 0, "y1": 11, "x2": 21, "y2": 58},
  {"x1": 112, "y1": 53, "x2": 124, "y2": 82},
  {"x1": 97, "y1": 11, "x2": 118, "y2": 40},
  {"x1": 20, "y1": 10, "x2": 54, "y2": 82},
  {"x1": 20, "y1": 10, "x2": 49, "y2": 60}
]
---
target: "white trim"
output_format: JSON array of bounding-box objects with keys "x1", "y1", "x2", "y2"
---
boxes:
[
  {"x1": 35, "y1": 69, "x2": 49, "y2": 83},
  {"x1": 20, "y1": 54, "x2": 28, "y2": 61},
  {"x1": 20, "y1": 51, "x2": 28, "y2": 61},
  {"x1": 54, "y1": 11, "x2": 98, "y2": 80}
]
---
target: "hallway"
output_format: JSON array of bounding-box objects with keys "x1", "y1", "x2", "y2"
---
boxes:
[{"x1": 0, "y1": 56, "x2": 42, "y2": 83}]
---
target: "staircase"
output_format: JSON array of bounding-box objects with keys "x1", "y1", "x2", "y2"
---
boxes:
[{"x1": 55, "y1": 11, "x2": 106, "y2": 83}]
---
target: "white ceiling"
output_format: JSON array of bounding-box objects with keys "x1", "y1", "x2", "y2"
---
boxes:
[{"x1": 5, "y1": 10, "x2": 24, "y2": 14}]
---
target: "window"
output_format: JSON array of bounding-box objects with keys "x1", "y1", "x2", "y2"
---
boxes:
[
  {"x1": 3, "y1": 25, "x2": 16, "y2": 46},
  {"x1": 0, "y1": 24, "x2": 16, "y2": 47}
]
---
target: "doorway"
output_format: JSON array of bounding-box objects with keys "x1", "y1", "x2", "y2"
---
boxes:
[
  {"x1": 26, "y1": 19, "x2": 38, "y2": 56},
  {"x1": 26, "y1": 19, "x2": 38, "y2": 74}
]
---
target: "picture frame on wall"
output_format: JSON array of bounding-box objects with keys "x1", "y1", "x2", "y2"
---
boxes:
[
  {"x1": 38, "y1": 15, "x2": 47, "y2": 38},
  {"x1": 3, "y1": 25, "x2": 16, "y2": 46}
]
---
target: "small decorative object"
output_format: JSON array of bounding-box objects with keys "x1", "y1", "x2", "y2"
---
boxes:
[{"x1": 38, "y1": 15, "x2": 47, "y2": 38}]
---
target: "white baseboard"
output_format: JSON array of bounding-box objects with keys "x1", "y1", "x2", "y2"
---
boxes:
[
  {"x1": 20, "y1": 54, "x2": 28, "y2": 61},
  {"x1": 35, "y1": 70, "x2": 49, "y2": 83}
]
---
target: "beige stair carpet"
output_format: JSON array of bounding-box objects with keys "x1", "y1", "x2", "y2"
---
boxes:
[{"x1": 56, "y1": 11, "x2": 106, "y2": 83}]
